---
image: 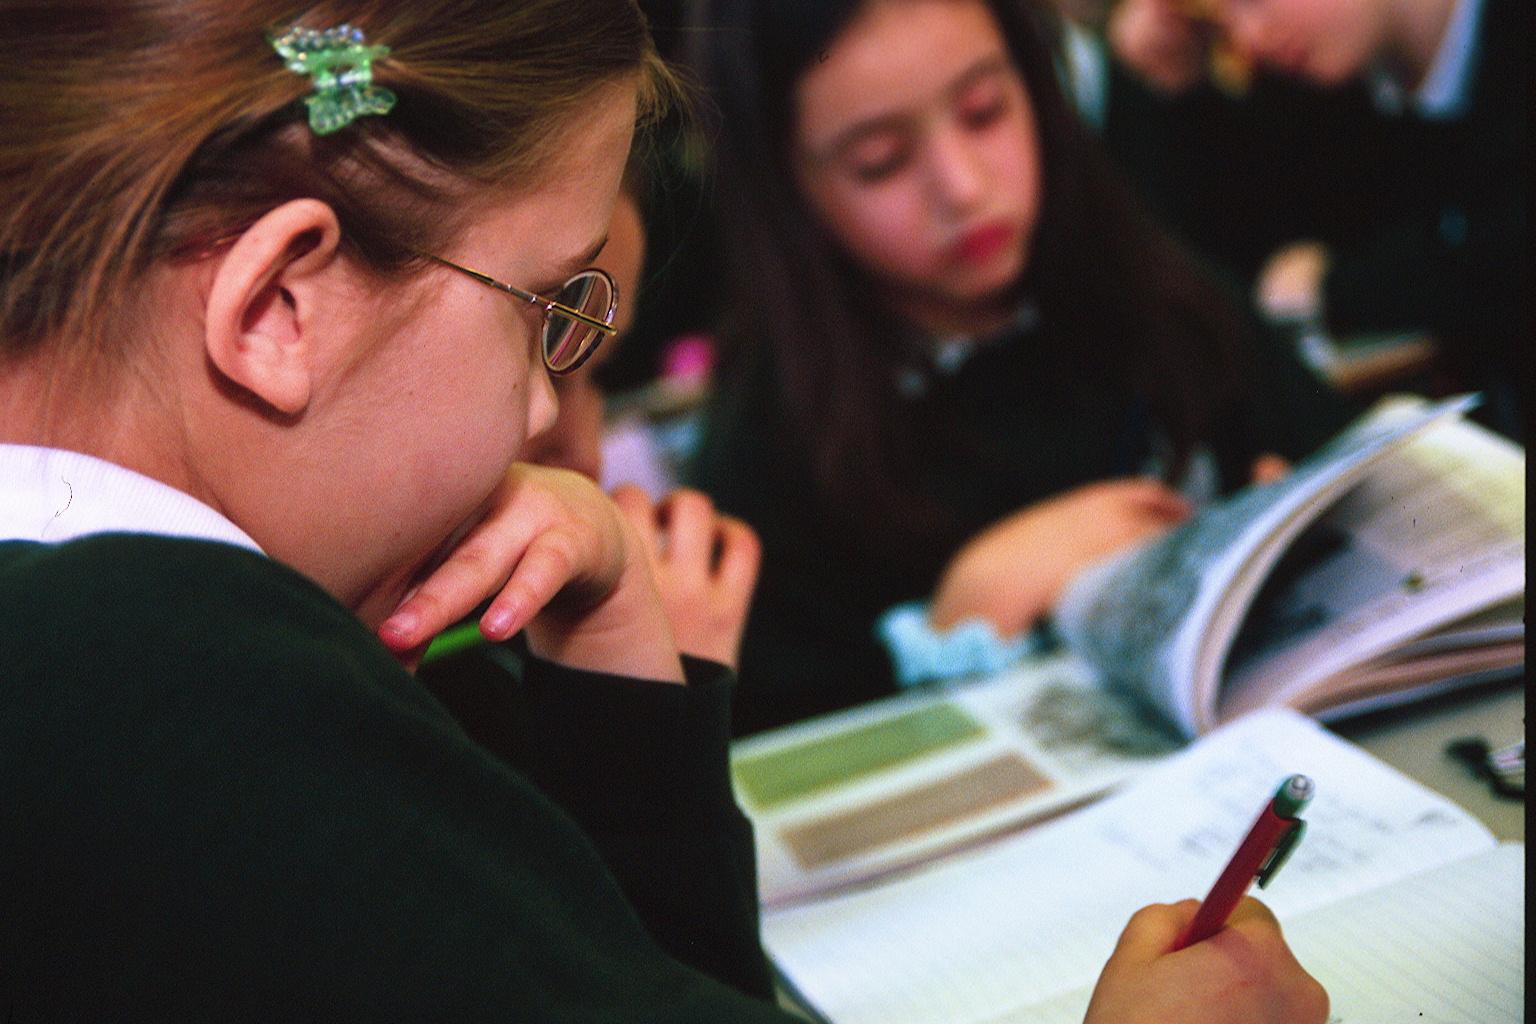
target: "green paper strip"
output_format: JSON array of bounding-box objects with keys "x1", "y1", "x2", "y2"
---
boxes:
[{"x1": 733, "y1": 703, "x2": 985, "y2": 809}]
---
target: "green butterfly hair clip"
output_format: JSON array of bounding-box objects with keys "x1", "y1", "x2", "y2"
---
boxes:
[{"x1": 269, "y1": 23, "x2": 397, "y2": 136}]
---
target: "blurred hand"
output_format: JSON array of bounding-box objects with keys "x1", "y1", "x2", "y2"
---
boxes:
[
  {"x1": 613, "y1": 486, "x2": 761, "y2": 670},
  {"x1": 1085, "y1": 898, "x2": 1329, "y2": 1024},
  {"x1": 1257, "y1": 242, "x2": 1329, "y2": 323},
  {"x1": 930, "y1": 478, "x2": 1192, "y2": 635},
  {"x1": 1250, "y1": 453, "x2": 1290, "y2": 484},
  {"x1": 1107, "y1": 0, "x2": 1210, "y2": 94},
  {"x1": 378, "y1": 463, "x2": 683, "y2": 683}
]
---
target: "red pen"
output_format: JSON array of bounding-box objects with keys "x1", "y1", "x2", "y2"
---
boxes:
[{"x1": 1172, "y1": 774, "x2": 1313, "y2": 951}]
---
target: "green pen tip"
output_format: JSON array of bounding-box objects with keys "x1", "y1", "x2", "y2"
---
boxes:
[{"x1": 1275, "y1": 774, "x2": 1314, "y2": 817}]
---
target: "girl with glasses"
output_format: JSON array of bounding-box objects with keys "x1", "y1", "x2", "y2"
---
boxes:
[
  {"x1": 406, "y1": 183, "x2": 762, "y2": 696},
  {"x1": 0, "y1": 2, "x2": 778, "y2": 1018}
]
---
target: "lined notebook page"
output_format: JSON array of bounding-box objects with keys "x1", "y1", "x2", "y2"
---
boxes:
[
  {"x1": 764, "y1": 710, "x2": 1500, "y2": 1024},
  {"x1": 1290, "y1": 842, "x2": 1524, "y2": 1024},
  {"x1": 973, "y1": 843, "x2": 1526, "y2": 1024}
]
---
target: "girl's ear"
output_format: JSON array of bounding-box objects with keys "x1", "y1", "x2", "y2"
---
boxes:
[{"x1": 203, "y1": 199, "x2": 343, "y2": 416}]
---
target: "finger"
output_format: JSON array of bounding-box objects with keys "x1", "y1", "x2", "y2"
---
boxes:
[
  {"x1": 1114, "y1": 478, "x2": 1194, "y2": 521},
  {"x1": 1110, "y1": 900, "x2": 1201, "y2": 963},
  {"x1": 1210, "y1": 897, "x2": 1317, "y2": 988},
  {"x1": 1204, "y1": 897, "x2": 1292, "y2": 960},
  {"x1": 610, "y1": 484, "x2": 662, "y2": 562},
  {"x1": 712, "y1": 516, "x2": 762, "y2": 599},
  {"x1": 610, "y1": 483, "x2": 655, "y2": 517},
  {"x1": 385, "y1": 635, "x2": 432, "y2": 672},
  {"x1": 480, "y1": 531, "x2": 582, "y2": 640},
  {"x1": 657, "y1": 489, "x2": 717, "y2": 569},
  {"x1": 1251, "y1": 453, "x2": 1289, "y2": 484},
  {"x1": 378, "y1": 529, "x2": 526, "y2": 651},
  {"x1": 1224, "y1": 895, "x2": 1284, "y2": 936}
]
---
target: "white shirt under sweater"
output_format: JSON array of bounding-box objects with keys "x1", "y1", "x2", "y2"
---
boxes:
[{"x1": 0, "y1": 443, "x2": 261, "y2": 553}]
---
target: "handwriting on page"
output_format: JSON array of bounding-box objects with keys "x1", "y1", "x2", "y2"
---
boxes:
[
  {"x1": 1085, "y1": 717, "x2": 1491, "y2": 918},
  {"x1": 762, "y1": 711, "x2": 1499, "y2": 1024}
]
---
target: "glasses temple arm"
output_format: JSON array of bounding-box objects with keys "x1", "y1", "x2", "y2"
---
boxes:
[{"x1": 424, "y1": 254, "x2": 617, "y2": 336}]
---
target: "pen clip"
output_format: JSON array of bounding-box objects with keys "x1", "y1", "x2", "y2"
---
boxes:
[{"x1": 1256, "y1": 819, "x2": 1306, "y2": 889}]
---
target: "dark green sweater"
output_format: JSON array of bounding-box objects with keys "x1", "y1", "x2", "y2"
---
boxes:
[{"x1": 0, "y1": 534, "x2": 796, "y2": 1021}]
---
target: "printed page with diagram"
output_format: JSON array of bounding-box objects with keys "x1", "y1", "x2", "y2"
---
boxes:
[
  {"x1": 1054, "y1": 394, "x2": 1521, "y2": 736},
  {"x1": 733, "y1": 654, "x2": 1180, "y2": 907},
  {"x1": 1218, "y1": 412, "x2": 1524, "y2": 721},
  {"x1": 764, "y1": 710, "x2": 1519, "y2": 1024}
]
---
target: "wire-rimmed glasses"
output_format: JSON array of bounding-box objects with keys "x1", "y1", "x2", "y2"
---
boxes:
[{"x1": 424, "y1": 254, "x2": 618, "y2": 374}]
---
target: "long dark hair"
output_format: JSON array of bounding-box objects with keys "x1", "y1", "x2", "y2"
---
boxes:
[{"x1": 690, "y1": 0, "x2": 1249, "y2": 568}]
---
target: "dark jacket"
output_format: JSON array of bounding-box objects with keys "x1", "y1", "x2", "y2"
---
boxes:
[
  {"x1": 1100, "y1": 0, "x2": 1528, "y2": 433},
  {"x1": 0, "y1": 534, "x2": 796, "y2": 1021}
]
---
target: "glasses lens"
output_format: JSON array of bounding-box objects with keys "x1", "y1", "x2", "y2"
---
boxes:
[{"x1": 544, "y1": 270, "x2": 616, "y2": 373}]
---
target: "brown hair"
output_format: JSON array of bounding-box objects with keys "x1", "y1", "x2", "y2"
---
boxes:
[{"x1": 0, "y1": 0, "x2": 673, "y2": 363}]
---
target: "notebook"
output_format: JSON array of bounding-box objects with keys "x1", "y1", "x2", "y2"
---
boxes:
[{"x1": 764, "y1": 709, "x2": 1523, "y2": 1024}]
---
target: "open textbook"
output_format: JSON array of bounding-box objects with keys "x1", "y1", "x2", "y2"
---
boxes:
[
  {"x1": 764, "y1": 710, "x2": 1524, "y2": 1024},
  {"x1": 732, "y1": 394, "x2": 1523, "y2": 907},
  {"x1": 1057, "y1": 393, "x2": 1525, "y2": 737}
]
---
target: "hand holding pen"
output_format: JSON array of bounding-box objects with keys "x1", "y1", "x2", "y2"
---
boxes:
[
  {"x1": 1083, "y1": 774, "x2": 1327, "y2": 1024},
  {"x1": 1174, "y1": 773, "x2": 1313, "y2": 950}
]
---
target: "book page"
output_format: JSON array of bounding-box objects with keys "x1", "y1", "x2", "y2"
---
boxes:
[
  {"x1": 1055, "y1": 395, "x2": 1480, "y2": 736},
  {"x1": 733, "y1": 654, "x2": 1180, "y2": 907},
  {"x1": 1282, "y1": 842, "x2": 1524, "y2": 1024},
  {"x1": 764, "y1": 710, "x2": 1497, "y2": 1024},
  {"x1": 1219, "y1": 417, "x2": 1524, "y2": 720}
]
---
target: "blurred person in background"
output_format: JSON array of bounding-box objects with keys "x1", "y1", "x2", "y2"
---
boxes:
[
  {"x1": 1094, "y1": 0, "x2": 1527, "y2": 436},
  {"x1": 685, "y1": 0, "x2": 1354, "y2": 737}
]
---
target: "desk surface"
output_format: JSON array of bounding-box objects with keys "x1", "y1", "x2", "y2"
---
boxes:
[{"x1": 1331, "y1": 676, "x2": 1525, "y2": 841}]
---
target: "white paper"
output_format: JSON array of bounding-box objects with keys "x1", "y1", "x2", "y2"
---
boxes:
[
  {"x1": 968, "y1": 843, "x2": 1527, "y2": 1024},
  {"x1": 735, "y1": 654, "x2": 1177, "y2": 907},
  {"x1": 765, "y1": 710, "x2": 1503, "y2": 1024}
]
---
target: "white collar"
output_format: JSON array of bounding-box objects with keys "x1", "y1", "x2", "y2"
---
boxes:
[
  {"x1": 927, "y1": 301, "x2": 1041, "y2": 371},
  {"x1": 895, "y1": 301, "x2": 1041, "y2": 399},
  {"x1": 0, "y1": 444, "x2": 262, "y2": 553},
  {"x1": 1371, "y1": 0, "x2": 1485, "y2": 119}
]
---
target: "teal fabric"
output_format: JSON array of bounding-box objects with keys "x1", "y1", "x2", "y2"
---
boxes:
[
  {"x1": 0, "y1": 534, "x2": 792, "y2": 1021},
  {"x1": 876, "y1": 600, "x2": 1041, "y2": 688}
]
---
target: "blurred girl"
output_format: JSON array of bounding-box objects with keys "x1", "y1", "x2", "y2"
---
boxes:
[{"x1": 688, "y1": 0, "x2": 1353, "y2": 734}]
